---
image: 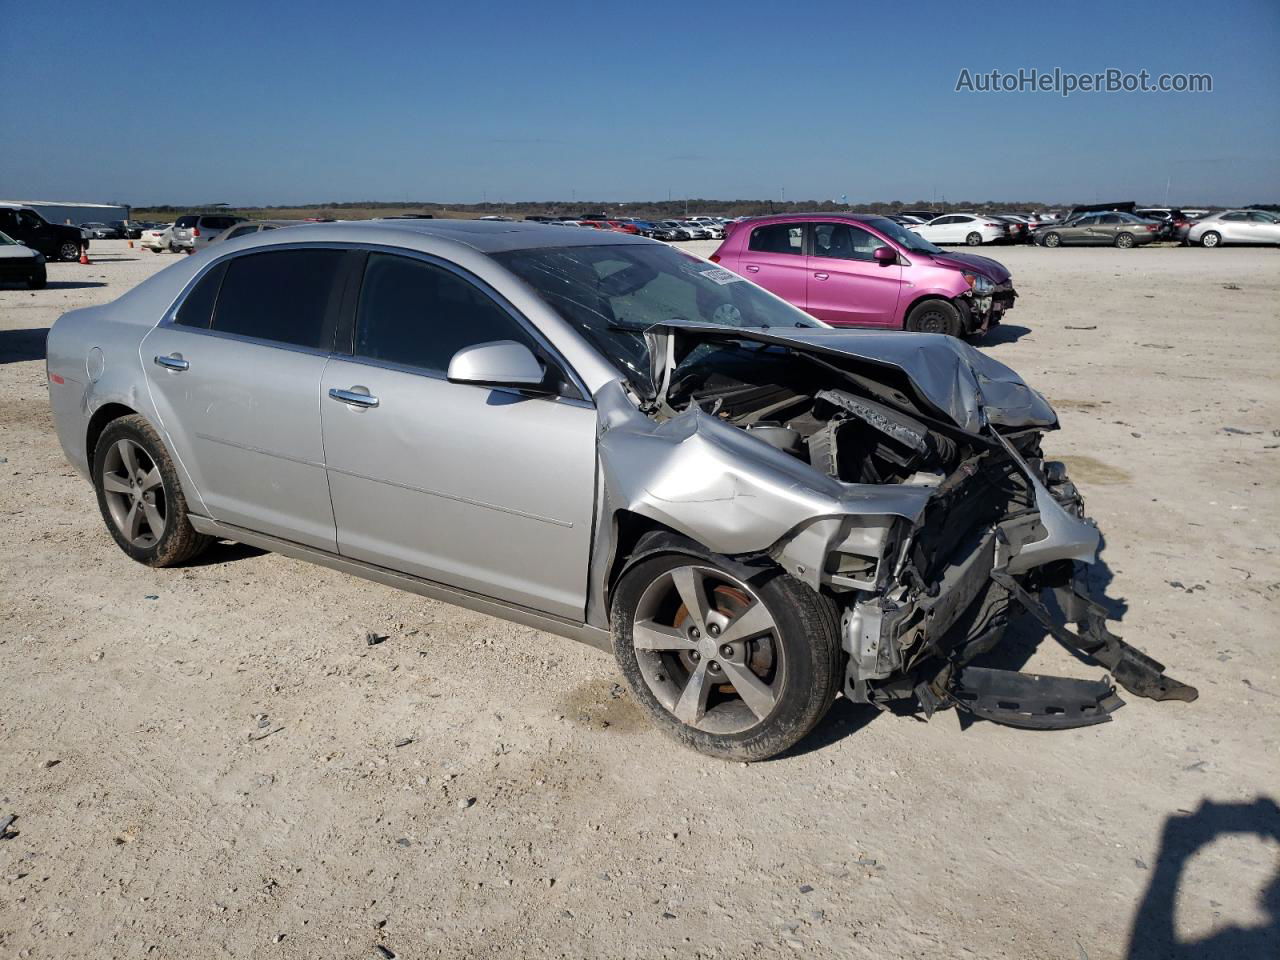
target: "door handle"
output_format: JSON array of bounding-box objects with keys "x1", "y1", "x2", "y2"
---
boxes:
[
  {"x1": 328, "y1": 387, "x2": 379, "y2": 408},
  {"x1": 813, "y1": 272, "x2": 829, "y2": 280},
  {"x1": 153, "y1": 354, "x2": 189, "y2": 372},
  {"x1": 744, "y1": 264, "x2": 760, "y2": 272}
]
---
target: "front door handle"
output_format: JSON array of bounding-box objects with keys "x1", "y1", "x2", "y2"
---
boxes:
[
  {"x1": 154, "y1": 354, "x2": 189, "y2": 372},
  {"x1": 813, "y1": 272, "x2": 829, "y2": 280},
  {"x1": 744, "y1": 264, "x2": 760, "y2": 272},
  {"x1": 328, "y1": 387, "x2": 379, "y2": 409}
]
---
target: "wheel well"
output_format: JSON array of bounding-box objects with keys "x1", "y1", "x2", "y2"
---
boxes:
[
  {"x1": 605, "y1": 511, "x2": 690, "y2": 603},
  {"x1": 903, "y1": 292, "x2": 960, "y2": 319},
  {"x1": 86, "y1": 403, "x2": 137, "y2": 463}
]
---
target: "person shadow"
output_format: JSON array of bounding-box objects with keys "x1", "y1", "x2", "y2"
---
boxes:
[{"x1": 1127, "y1": 797, "x2": 1280, "y2": 959}]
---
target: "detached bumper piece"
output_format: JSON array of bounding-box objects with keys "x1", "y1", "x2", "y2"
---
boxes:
[
  {"x1": 992, "y1": 569, "x2": 1200, "y2": 704},
  {"x1": 951, "y1": 666, "x2": 1124, "y2": 729}
]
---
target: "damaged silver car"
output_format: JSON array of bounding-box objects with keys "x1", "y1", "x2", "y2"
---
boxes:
[{"x1": 46, "y1": 219, "x2": 1196, "y2": 761}]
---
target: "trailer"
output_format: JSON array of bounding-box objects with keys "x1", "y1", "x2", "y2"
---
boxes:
[{"x1": 0, "y1": 200, "x2": 131, "y2": 229}]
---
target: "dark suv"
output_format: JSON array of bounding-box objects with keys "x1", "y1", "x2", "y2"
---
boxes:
[{"x1": 0, "y1": 204, "x2": 87, "y2": 261}]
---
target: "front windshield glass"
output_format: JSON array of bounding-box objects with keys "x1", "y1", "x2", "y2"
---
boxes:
[
  {"x1": 494, "y1": 243, "x2": 823, "y2": 393},
  {"x1": 861, "y1": 216, "x2": 942, "y2": 254},
  {"x1": 0, "y1": 231, "x2": 15, "y2": 245}
]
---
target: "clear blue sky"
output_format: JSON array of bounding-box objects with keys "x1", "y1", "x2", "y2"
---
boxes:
[{"x1": 3, "y1": 0, "x2": 1276, "y2": 206}]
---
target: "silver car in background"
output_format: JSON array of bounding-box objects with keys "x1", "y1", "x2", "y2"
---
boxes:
[
  {"x1": 1186, "y1": 209, "x2": 1280, "y2": 247},
  {"x1": 170, "y1": 213, "x2": 247, "y2": 252},
  {"x1": 46, "y1": 220, "x2": 1196, "y2": 761}
]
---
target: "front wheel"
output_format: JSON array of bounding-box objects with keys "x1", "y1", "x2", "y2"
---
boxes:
[
  {"x1": 612, "y1": 547, "x2": 841, "y2": 761},
  {"x1": 1115, "y1": 232, "x2": 1135, "y2": 248},
  {"x1": 92, "y1": 415, "x2": 212, "y2": 567},
  {"x1": 28, "y1": 268, "x2": 47, "y2": 290},
  {"x1": 965, "y1": 232, "x2": 983, "y2": 246},
  {"x1": 905, "y1": 298, "x2": 963, "y2": 336},
  {"x1": 1200, "y1": 231, "x2": 1221, "y2": 248},
  {"x1": 58, "y1": 240, "x2": 81, "y2": 262}
]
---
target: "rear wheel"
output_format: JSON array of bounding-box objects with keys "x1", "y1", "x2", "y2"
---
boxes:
[
  {"x1": 612, "y1": 546, "x2": 841, "y2": 761},
  {"x1": 58, "y1": 240, "x2": 81, "y2": 262},
  {"x1": 905, "y1": 298, "x2": 963, "y2": 337},
  {"x1": 1043, "y1": 232, "x2": 1061, "y2": 248},
  {"x1": 27, "y1": 268, "x2": 47, "y2": 290},
  {"x1": 1115, "y1": 232, "x2": 1135, "y2": 248},
  {"x1": 92, "y1": 415, "x2": 212, "y2": 567},
  {"x1": 1200, "y1": 231, "x2": 1221, "y2": 248},
  {"x1": 965, "y1": 231, "x2": 983, "y2": 246}
]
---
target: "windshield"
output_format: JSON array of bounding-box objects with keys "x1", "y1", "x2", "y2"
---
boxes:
[
  {"x1": 0, "y1": 231, "x2": 15, "y2": 245},
  {"x1": 861, "y1": 216, "x2": 942, "y2": 254},
  {"x1": 494, "y1": 243, "x2": 823, "y2": 394}
]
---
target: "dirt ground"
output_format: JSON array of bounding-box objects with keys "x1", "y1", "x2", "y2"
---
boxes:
[{"x1": 1, "y1": 238, "x2": 1277, "y2": 960}]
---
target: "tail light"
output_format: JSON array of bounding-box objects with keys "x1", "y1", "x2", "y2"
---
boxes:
[
  {"x1": 709, "y1": 254, "x2": 721, "y2": 263},
  {"x1": 193, "y1": 227, "x2": 201, "y2": 237}
]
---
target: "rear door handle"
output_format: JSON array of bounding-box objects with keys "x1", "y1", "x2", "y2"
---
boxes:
[
  {"x1": 328, "y1": 387, "x2": 379, "y2": 408},
  {"x1": 153, "y1": 354, "x2": 189, "y2": 372},
  {"x1": 744, "y1": 264, "x2": 760, "y2": 272},
  {"x1": 813, "y1": 272, "x2": 829, "y2": 280}
]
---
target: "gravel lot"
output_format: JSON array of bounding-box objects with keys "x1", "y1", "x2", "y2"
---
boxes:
[{"x1": 1, "y1": 238, "x2": 1277, "y2": 959}]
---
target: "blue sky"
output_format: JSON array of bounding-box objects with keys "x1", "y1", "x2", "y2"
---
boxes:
[{"x1": 2, "y1": 0, "x2": 1276, "y2": 206}]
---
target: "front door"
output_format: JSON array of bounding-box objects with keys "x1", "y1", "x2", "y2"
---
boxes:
[
  {"x1": 735, "y1": 222, "x2": 809, "y2": 311},
  {"x1": 805, "y1": 222, "x2": 903, "y2": 327},
  {"x1": 140, "y1": 248, "x2": 348, "y2": 550},
  {"x1": 320, "y1": 252, "x2": 597, "y2": 620}
]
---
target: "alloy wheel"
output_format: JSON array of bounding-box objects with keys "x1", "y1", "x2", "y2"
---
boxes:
[
  {"x1": 59, "y1": 241, "x2": 80, "y2": 261},
  {"x1": 101, "y1": 439, "x2": 167, "y2": 548},
  {"x1": 631, "y1": 564, "x2": 785, "y2": 735}
]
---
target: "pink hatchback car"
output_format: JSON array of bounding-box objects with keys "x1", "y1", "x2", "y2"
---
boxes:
[{"x1": 710, "y1": 214, "x2": 1017, "y2": 337}]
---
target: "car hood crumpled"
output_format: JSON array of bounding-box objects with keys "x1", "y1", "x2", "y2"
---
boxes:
[{"x1": 649, "y1": 324, "x2": 1057, "y2": 434}]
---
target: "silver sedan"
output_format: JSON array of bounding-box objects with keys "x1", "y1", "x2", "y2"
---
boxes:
[
  {"x1": 46, "y1": 220, "x2": 1196, "y2": 760},
  {"x1": 1186, "y1": 209, "x2": 1280, "y2": 247}
]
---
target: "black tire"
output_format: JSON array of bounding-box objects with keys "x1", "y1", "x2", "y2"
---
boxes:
[
  {"x1": 1115, "y1": 232, "x2": 1135, "y2": 248},
  {"x1": 58, "y1": 240, "x2": 81, "y2": 262},
  {"x1": 904, "y1": 298, "x2": 963, "y2": 336},
  {"x1": 92, "y1": 414, "x2": 212, "y2": 567},
  {"x1": 27, "y1": 268, "x2": 47, "y2": 290},
  {"x1": 1043, "y1": 232, "x2": 1061, "y2": 248},
  {"x1": 965, "y1": 231, "x2": 983, "y2": 246},
  {"x1": 1200, "y1": 231, "x2": 1221, "y2": 248},
  {"x1": 611, "y1": 542, "x2": 842, "y2": 762}
]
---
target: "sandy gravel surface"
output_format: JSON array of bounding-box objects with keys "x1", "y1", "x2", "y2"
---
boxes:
[{"x1": 1, "y1": 238, "x2": 1277, "y2": 959}]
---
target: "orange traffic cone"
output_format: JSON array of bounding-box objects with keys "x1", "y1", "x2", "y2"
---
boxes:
[
  {"x1": 78, "y1": 246, "x2": 90, "y2": 265},
  {"x1": 127, "y1": 239, "x2": 134, "y2": 249}
]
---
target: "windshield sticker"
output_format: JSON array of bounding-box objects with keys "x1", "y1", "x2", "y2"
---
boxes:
[{"x1": 699, "y1": 267, "x2": 745, "y2": 285}]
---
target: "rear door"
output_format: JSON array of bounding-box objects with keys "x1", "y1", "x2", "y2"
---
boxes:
[
  {"x1": 320, "y1": 251, "x2": 597, "y2": 619},
  {"x1": 805, "y1": 222, "x2": 902, "y2": 327},
  {"x1": 141, "y1": 247, "x2": 353, "y2": 550},
  {"x1": 736, "y1": 222, "x2": 808, "y2": 310}
]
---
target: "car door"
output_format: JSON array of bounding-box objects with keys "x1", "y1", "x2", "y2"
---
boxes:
[
  {"x1": 1064, "y1": 215, "x2": 1096, "y2": 244},
  {"x1": 736, "y1": 222, "x2": 809, "y2": 310},
  {"x1": 1248, "y1": 212, "x2": 1280, "y2": 243},
  {"x1": 805, "y1": 222, "x2": 902, "y2": 327},
  {"x1": 140, "y1": 246, "x2": 352, "y2": 551},
  {"x1": 320, "y1": 251, "x2": 597, "y2": 620}
]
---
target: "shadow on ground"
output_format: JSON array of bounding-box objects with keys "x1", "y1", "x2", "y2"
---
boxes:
[
  {"x1": 977, "y1": 323, "x2": 1033, "y2": 345},
  {"x1": 0, "y1": 328, "x2": 48, "y2": 363},
  {"x1": 1126, "y1": 797, "x2": 1280, "y2": 959}
]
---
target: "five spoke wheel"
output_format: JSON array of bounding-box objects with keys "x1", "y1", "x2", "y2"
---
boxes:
[{"x1": 101, "y1": 438, "x2": 166, "y2": 548}]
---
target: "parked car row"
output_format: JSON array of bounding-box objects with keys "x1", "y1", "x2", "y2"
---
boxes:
[{"x1": 524, "y1": 215, "x2": 734, "y2": 241}]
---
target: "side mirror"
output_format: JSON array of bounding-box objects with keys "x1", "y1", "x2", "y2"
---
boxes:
[
  {"x1": 873, "y1": 246, "x2": 898, "y2": 267},
  {"x1": 447, "y1": 340, "x2": 549, "y2": 391}
]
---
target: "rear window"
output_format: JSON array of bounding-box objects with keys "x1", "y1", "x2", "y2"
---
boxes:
[
  {"x1": 748, "y1": 223, "x2": 803, "y2": 255},
  {"x1": 211, "y1": 249, "x2": 344, "y2": 349},
  {"x1": 225, "y1": 225, "x2": 260, "y2": 240},
  {"x1": 174, "y1": 216, "x2": 198, "y2": 228},
  {"x1": 200, "y1": 216, "x2": 240, "y2": 230}
]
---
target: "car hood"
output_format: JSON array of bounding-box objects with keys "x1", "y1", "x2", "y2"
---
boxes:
[
  {"x1": 647, "y1": 324, "x2": 1056, "y2": 433},
  {"x1": 922, "y1": 251, "x2": 1011, "y2": 284}
]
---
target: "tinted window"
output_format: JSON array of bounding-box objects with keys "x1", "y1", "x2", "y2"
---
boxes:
[
  {"x1": 813, "y1": 223, "x2": 887, "y2": 261},
  {"x1": 175, "y1": 216, "x2": 198, "y2": 228},
  {"x1": 1221, "y1": 212, "x2": 1247, "y2": 222},
  {"x1": 1249, "y1": 212, "x2": 1278, "y2": 222},
  {"x1": 748, "y1": 224, "x2": 803, "y2": 255},
  {"x1": 355, "y1": 253, "x2": 537, "y2": 374},
  {"x1": 225, "y1": 225, "x2": 259, "y2": 239},
  {"x1": 201, "y1": 216, "x2": 239, "y2": 230},
  {"x1": 1099, "y1": 214, "x2": 1121, "y2": 224},
  {"x1": 212, "y1": 249, "x2": 343, "y2": 348},
  {"x1": 174, "y1": 261, "x2": 228, "y2": 329}
]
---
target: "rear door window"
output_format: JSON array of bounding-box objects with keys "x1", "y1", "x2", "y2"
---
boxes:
[
  {"x1": 174, "y1": 261, "x2": 229, "y2": 329},
  {"x1": 748, "y1": 224, "x2": 804, "y2": 255},
  {"x1": 225, "y1": 225, "x2": 260, "y2": 240},
  {"x1": 353, "y1": 253, "x2": 538, "y2": 375},
  {"x1": 211, "y1": 249, "x2": 344, "y2": 349}
]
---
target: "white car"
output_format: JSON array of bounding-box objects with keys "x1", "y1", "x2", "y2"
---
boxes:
[
  {"x1": 1186, "y1": 210, "x2": 1280, "y2": 247},
  {"x1": 910, "y1": 214, "x2": 1011, "y2": 246},
  {"x1": 139, "y1": 224, "x2": 176, "y2": 253},
  {"x1": 688, "y1": 217, "x2": 724, "y2": 239}
]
